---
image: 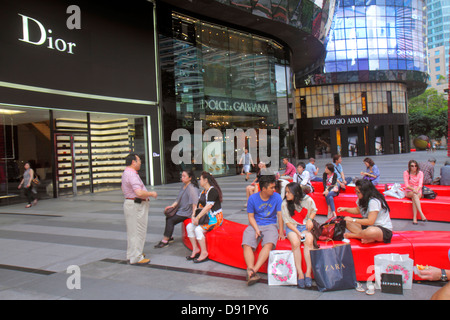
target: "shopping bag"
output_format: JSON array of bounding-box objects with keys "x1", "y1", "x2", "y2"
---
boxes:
[
  {"x1": 383, "y1": 183, "x2": 405, "y2": 199},
  {"x1": 268, "y1": 250, "x2": 297, "y2": 286},
  {"x1": 380, "y1": 273, "x2": 403, "y2": 294},
  {"x1": 374, "y1": 253, "x2": 413, "y2": 289},
  {"x1": 310, "y1": 243, "x2": 357, "y2": 292}
]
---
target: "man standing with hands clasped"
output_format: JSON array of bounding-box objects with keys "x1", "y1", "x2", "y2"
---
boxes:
[{"x1": 122, "y1": 153, "x2": 157, "y2": 265}]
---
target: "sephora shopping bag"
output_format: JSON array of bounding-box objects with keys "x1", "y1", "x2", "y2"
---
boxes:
[
  {"x1": 310, "y1": 243, "x2": 357, "y2": 292},
  {"x1": 268, "y1": 250, "x2": 297, "y2": 286},
  {"x1": 374, "y1": 253, "x2": 413, "y2": 289}
]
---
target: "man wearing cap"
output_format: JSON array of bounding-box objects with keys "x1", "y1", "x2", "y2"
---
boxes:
[{"x1": 122, "y1": 153, "x2": 157, "y2": 264}]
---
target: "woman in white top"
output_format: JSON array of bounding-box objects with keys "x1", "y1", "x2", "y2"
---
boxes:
[
  {"x1": 337, "y1": 179, "x2": 393, "y2": 244},
  {"x1": 282, "y1": 182, "x2": 318, "y2": 288}
]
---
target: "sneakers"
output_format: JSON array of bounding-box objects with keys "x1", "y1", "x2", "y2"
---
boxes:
[{"x1": 130, "y1": 255, "x2": 150, "y2": 265}]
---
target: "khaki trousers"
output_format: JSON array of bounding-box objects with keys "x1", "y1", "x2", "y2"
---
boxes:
[{"x1": 123, "y1": 199, "x2": 149, "y2": 264}]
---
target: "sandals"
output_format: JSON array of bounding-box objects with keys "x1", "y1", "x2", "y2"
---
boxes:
[
  {"x1": 186, "y1": 253, "x2": 200, "y2": 261},
  {"x1": 246, "y1": 268, "x2": 260, "y2": 286}
]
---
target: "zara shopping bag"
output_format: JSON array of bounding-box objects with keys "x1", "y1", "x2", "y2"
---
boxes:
[
  {"x1": 268, "y1": 250, "x2": 297, "y2": 286},
  {"x1": 310, "y1": 243, "x2": 357, "y2": 292},
  {"x1": 374, "y1": 253, "x2": 413, "y2": 289}
]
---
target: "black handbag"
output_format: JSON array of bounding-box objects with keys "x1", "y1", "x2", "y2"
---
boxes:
[
  {"x1": 194, "y1": 208, "x2": 209, "y2": 225},
  {"x1": 310, "y1": 243, "x2": 357, "y2": 292},
  {"x1": 422, "y1": 186, "x2": 437, "y2": 199}
]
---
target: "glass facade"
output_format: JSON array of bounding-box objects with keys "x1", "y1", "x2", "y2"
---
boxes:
[
  {"x1": 0, "y1": 104, "x2": 150, "y2": 203},
  {"x1": 325, "y1": 0, "x2": 427, "y2": 74},
  {"x1": 160, "y1": 12, "x2": 290, "y2": 182},
  {"x1": 215, "y1": 0, "x2": 330, "y2": 38}
]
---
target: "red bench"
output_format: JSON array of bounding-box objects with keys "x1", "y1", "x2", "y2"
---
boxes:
[
  {"x1": 182, "y1": 219, "x2": 450, "y2": 282},
  {"x1": 308, "y1": 190, "x2": 450, "y2": 222},
  {"x1": 311, "y1": 181, "x2": 450, "y2": 197}
]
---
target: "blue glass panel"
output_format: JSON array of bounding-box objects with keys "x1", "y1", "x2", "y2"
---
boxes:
[
  {"x1": 358, "y1": 59, "x2": 369, "y2": 70},
  {"x1": 379, "y1": 59, "x2": 389, "y2": 69},
  {"x1": 325, "y1": 62, "x2": 337, "y2": 73},
  {"x1": 344, "y1": 0, "x2": 356, "y2": 6},
  {"x1": 348, "y1": 60, "x2": 359, "y2": 71},
  {"x1": 388, "y1": 59, "x2": 398, "y2": 69},
  {"x1": 336, "y1": 61, "x2": 348, "y2": 72},
  {"x1": 325, "y1": 51, "x2": 336, "y2": 61}
]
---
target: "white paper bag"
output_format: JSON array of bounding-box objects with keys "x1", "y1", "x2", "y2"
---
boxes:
[
  {"x1": 268, "y1": 250, "x2": 297, "y2": 286},
  {"x1": 383, "y1": 183, "x2": 405, "y2": 199},
  {"x1": 374, "y1": 253, "x2": 413, "y2": 289}
]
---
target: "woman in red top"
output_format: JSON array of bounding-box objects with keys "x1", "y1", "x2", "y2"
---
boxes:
[{"x1": 403, "y1": 160, "x2": 427, "y2": 225}]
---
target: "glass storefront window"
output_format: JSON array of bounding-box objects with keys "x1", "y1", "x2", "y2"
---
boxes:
[
  {"x1": 162, "y1": 13, "x2": 288, "y2": 180},
  {"x1": 0, "y1": 105, "x2": 52, "y2": 202},
  {"x1": 0, "y1": 104, "x2": 150, "y2": 205}
]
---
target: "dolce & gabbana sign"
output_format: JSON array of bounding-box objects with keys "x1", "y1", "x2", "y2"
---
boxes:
[
  {"x1": 320, "y1": 116, "x2": 369, "y2": 127},
  {"x1": 201, "y1": 97, "x2": 270, "y2": 114}
]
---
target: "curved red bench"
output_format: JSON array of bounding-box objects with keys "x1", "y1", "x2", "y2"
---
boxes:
[
  {"x1": 182, "y1": 219, "x2": 450, "y2": 282},
  {"x1": 311, "y1": 181, "x2": 450, "y2": 197},
  {"x1": 308, "y1": 182, "x2": 450, "y2": 222}
]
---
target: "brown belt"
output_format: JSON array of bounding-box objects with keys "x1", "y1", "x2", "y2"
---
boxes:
[{"x1": 125, "y1": 198, "x2": 149, "y2": 201}]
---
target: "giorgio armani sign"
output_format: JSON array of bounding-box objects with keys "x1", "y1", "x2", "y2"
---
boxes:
[{"x1": 320, "y1": 116, "x2": 369, "y2": 126}]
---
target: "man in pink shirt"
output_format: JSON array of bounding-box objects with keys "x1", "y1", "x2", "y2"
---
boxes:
[
  {"x1": 282, "y1": 158, "x2": 296, "y2": 177},
  {"x1": 121, "y1": 153, "x2": 157, "y2": 264}
]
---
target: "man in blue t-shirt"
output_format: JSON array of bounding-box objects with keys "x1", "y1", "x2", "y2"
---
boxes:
[{"x1": 242, "y1": 175, "x2": 284, "y2": 286}]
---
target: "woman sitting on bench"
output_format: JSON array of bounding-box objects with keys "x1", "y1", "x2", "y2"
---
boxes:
[{"x1": 337, "y1": 179, "x2": 393, "y2": 244}]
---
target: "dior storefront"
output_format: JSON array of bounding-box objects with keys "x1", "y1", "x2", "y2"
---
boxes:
[{"x1": 0, "y1": 0, "x2": 162, "y2": 203}]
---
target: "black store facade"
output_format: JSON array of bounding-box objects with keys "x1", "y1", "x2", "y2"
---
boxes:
[
  {"x1": 297, "y1": 114, "x2": 410, "y2": 159},
  {"x1": 0, "y1": 0, "x2": 162, "y2": 203}
]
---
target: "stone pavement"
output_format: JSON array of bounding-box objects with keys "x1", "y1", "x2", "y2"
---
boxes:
[{"x1": 0, "y1": 151, "x2": 448, "y2": 302}]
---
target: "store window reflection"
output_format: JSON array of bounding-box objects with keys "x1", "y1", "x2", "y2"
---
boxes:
[
  {"x1": 0, "y1": 104, "x2": 149, "y2": 205},
  {"x1": 0, "y1": 105, "x2": 52, "y2": 203},
  {"x1": 161, "y1": 13, "x2": 288, "y2": 181}
]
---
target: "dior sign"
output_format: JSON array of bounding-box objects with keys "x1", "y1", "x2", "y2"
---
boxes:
[{"x1": 18, "y1": 13, "x2": 77, "y2": 54}]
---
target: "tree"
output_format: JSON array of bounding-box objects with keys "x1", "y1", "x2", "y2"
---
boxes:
[{"x1": 408, "y1": 88, "x2": 448, "y2": 139}]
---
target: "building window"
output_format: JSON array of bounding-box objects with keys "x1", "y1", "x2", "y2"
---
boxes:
[
  {"x1": 435, "y1": 58, "x2": 440, "y2": 63},
  {"x1": 334, "y1": 93, "x2": 341, "y2": 116},
  {"x1": 300, "y1": 96, "x2": 307, "y2": 118},
  {"x1": 436, "y1": 66, "x2": 441, "y2": 71},
  {"x1": 387, "y1": 91, "x2": 393, "y2": 114},
  {"x1": 361, "y1": 91, "x2": 368, "y2": 115}
]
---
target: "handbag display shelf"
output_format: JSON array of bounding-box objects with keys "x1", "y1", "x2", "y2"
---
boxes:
[{"x1": 182, "y1": 218, "x2": 450, "y2": 282}]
